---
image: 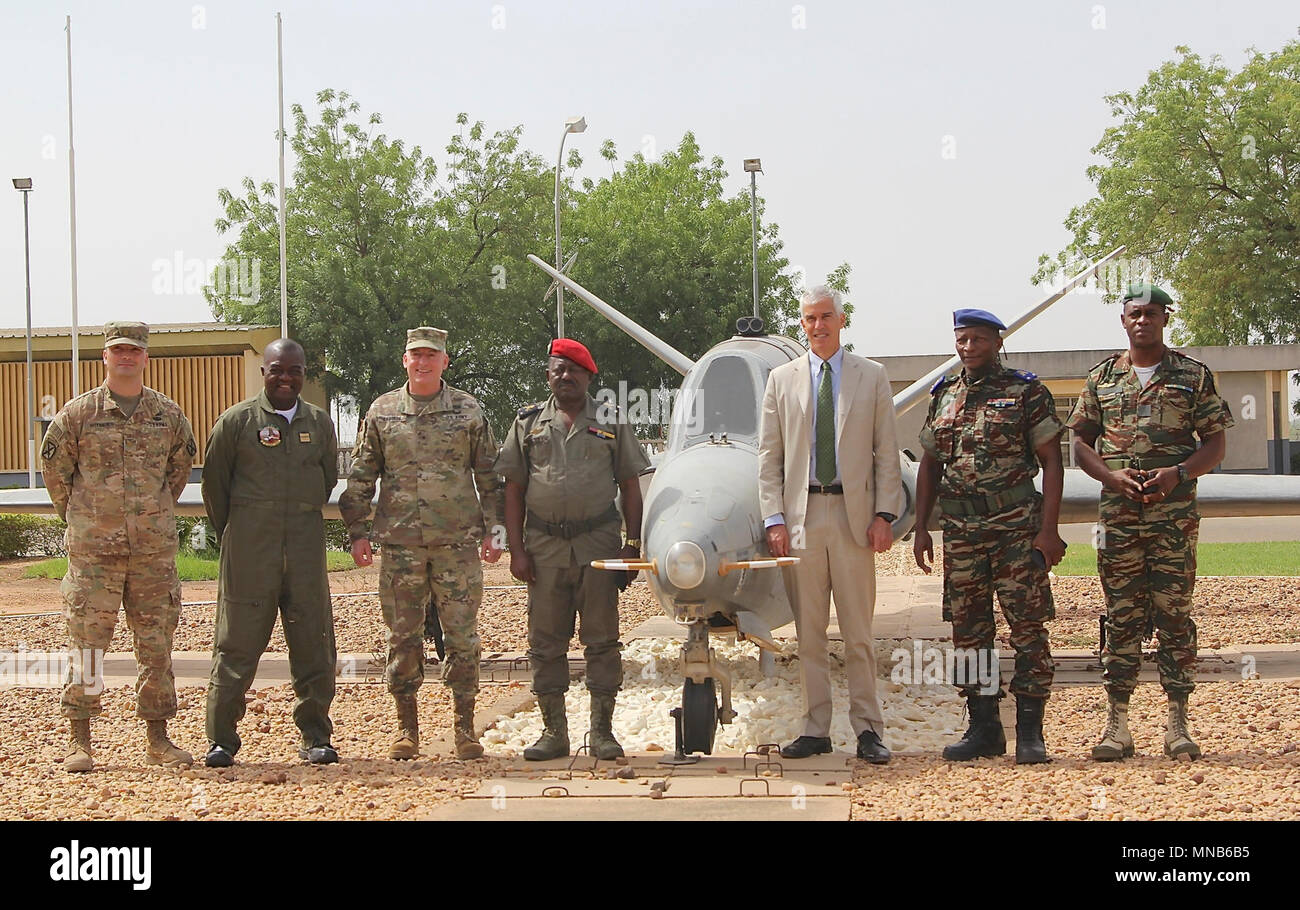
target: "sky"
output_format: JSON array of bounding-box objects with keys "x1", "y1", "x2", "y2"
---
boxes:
[{"x1": 0, "y1": 0, "x2": 1296, "y2": 398}]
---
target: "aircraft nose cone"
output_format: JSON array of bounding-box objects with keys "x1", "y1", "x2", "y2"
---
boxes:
[{"x1": 663, "y1": 540, "x2": 707, "y2": 590}]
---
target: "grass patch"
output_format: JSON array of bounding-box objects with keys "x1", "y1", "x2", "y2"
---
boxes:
[
  {"x1": 1053, "y1": 540, "x2": 1300, "y2": 577},
  {"x1": 24, "y1": 550, "x2": 357, "y2": 582}
]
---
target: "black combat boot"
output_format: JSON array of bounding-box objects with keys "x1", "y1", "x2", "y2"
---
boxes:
[
  {"x1": 1014, "y1": 695, "x2": 1050, "y2": 764},
  {"x1": 942, "y1": 694, "x2": 1006, "y2": 761}
]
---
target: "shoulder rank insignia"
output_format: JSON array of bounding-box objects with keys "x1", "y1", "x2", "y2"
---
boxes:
[
  {"x1": 930, "y1": 375, "x2": 956, "y2": 395},
  {"x1": 1012, "y1": 369, "x2": 1037, "y2": 382},
  {"x1": 587, "y1": 426, "x2": 616, "y2": 440},
  {"x1": 517, "y1": 402, "x2": 543, "y2": 419}
]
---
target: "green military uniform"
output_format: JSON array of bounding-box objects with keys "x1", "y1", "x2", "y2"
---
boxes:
[
  {"x1": 201, "y1": 390, "x2": 338, "y2": 755},
  {"x1": 41, "y1": 369, "x2": 196, "y2": 722},
  {"x1": 1067, "y1": 348, "x2": 1234, "y2": 697},
  {"x1": 339, "y1": 382, "x2": 503, "y2": 701},
  {"x1": 919, "y1": 364, "x2": 1063, "y2": 699},
  {"x1": 494, "y1": 396, "x2": 650, "y2": 696}
]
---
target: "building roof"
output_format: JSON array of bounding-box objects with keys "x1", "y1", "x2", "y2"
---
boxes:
[{"x1": 0, "y1": 322, "x2": 276, "y2": 340}]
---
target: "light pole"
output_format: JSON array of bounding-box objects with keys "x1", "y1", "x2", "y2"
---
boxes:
[
  {"x1": 554, "y1": 115, "x2": 586, "y2": 339},
  {"x1": 744, "y1": 158, "x2": 762, "y2": 319},
  {"x1": 12, "y1": 178, "x2": 35, "y2": 488}
]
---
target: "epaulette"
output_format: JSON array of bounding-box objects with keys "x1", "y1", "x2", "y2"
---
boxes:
[
  {"x1": 1088, "y1": 353, "x2": 1122, "y2": 374},
  {"x1": 517, "y1": 402, "x2": 544, "y2": 419},
  {"x1": 929, "y1": 375, "x2": 957, "y2": 395},
  {"x1": 1168, "y1": 349, "x2": 1210, "y2": 371},
  {"x1": 1011, "y1": 368, "x2": 1038, "y2": 382}
]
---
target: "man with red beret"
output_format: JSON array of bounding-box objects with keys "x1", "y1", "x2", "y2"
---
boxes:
[{"x1": 495, "y1": 338, "x2": 650, "y2": 760}]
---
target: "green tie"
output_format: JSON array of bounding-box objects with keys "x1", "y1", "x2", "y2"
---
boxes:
[{"x1": 816, "y1": 361, "x2": 835, "y2": 486}]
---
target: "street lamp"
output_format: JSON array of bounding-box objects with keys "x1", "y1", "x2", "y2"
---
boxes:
[
  {"x1": 554, "y1": 115, "x2": 587, "y2": 339},
  {"x1": 743, "y1": 158, "x2": 762, "y2": 319},
  {"x1": 12, "y1": 178, "x2": 35, "y2": 488}
]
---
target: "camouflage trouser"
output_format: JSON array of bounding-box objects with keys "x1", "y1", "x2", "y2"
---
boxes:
[
  {"x1": 528, "y1": 559, "x2": 622, "y2": 696},
  {"x1": 942, "y1": 526, "x2": 1054, "y2": 698},
  {"x1": 61, "y1": 551, "x2": 181, "y2": 720},
  {"x1": 1097, "y1": 514, "x2": 1199, "y2": 697},
  {"x1": 379, "y1": 543, "x2": 481, "y2": 698}
]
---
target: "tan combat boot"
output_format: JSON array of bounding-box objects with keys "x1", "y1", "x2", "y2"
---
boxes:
[
  {"x1": 589, "y1": 693, "x2": 624, "y2": 760},
  {"x1": 453, "y1": 692, "x2": 483, "y2": 760},
  {"x1": 1164, "y1": 694, "x2": 1201, "y2": 760},
  {"x1": 388, "y1": 694, "x2": 419, "y2": 760},
  {"x1": 523, "y1": 693, "x2": 570, "y2": 761},
  {"x1": 1091, "y1": 692, "x2": 1134, "y2": 761},
  {"x1": 65, "y1": 718, "x2": 94, "y2": 773},
  {"x1": 145, "y1": 719, "x2": 193, "y2": 766}
]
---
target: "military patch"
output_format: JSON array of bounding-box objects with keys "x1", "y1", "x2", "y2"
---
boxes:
[
  {"x1": 186, "y1": 439, "x2": 197, "y2": 457},
  {"x1": 299, "y1": 432, "x2": 311, "y2": 443},
  {"x1": 41, "y1": 439, "x2": 58, "y2": 461},
  {"x1": 258, "y1": 426, "x2": 282, "y2": 447},
  {"x1": 988, "y1": 398, "x2": 1018, "y2": 408},
  {"x1": 587, "y1": 426, "x2": 615, "y2": 440},
  {"x1": 518, "y1": 402, "x2": 544, "y2": 418}
]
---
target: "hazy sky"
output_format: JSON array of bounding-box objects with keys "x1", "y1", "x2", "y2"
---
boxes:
[{"x1": 1, "y1": 0, "x2": 1296, "y2": 379}]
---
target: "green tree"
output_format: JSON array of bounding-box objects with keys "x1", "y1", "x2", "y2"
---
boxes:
[{"x1": 1036, "y1": 41, "x2": 1299, "y2": 365}]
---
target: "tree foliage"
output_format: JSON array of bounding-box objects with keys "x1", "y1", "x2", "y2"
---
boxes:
[{"x1": 1036, "y1": 40, "x2": 1299, "y2": 358}]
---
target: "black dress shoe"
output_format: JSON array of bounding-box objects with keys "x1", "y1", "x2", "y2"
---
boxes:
[
  {"x1": 856, "y1": 730, "x2": 891, "y2": 764},
  {"x1": 299, "y1": 744, "x2": 339, "y2": 765},
  {"x1": 204, "y1": 745, "x2": 235, "y2": 768},
  {"x1": 780, "y1": 736, "x2": 833, "y2": 759}
]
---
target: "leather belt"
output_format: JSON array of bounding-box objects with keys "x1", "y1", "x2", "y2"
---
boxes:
[
  {"x1": 526, "y1": 504, "x2": 620, "y2": 539},
  {"x1": 939, "y1": 478, "x2": 1036, "y2": 517},
  {"x1": 808, "y1": 484, "x2": 844, "y2": 494},
  {"x1": 1103, "y1": 454, "x2": 1187, "y2": 470}
]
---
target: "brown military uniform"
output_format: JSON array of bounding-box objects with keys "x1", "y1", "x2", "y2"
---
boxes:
[
  {"x1": 1067, "y1": 348, "x2": 1235, "y2": 696},
  {"x1": 495, "y1": 396, "x2": 650, "y2": 696},
  {"x1": 340, "y1": 382, "x2": 504, "y2": 698},
  {"x1": 41, "y1": 382, "x2": 196, "y2": 720}
]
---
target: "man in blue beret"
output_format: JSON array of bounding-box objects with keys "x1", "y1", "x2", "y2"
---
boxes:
[{"x1": 914, "y1": 308, "x2": 1066, "y2": 764}]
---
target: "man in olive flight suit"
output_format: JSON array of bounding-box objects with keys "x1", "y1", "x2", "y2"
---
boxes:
[
  {"x1": 202, "y1": 338, "x2": 340, "y2": 766},
  {"x1": 1068, "y1": 284, "x2": 1233, "y2": 761},
  {"x1": 496, "y1": 338, "x2": 650, "y2": 761}
]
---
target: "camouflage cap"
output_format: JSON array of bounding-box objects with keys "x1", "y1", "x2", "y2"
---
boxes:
[
  {"x1": 405, "y1": 326, "x2": 447, "y2": 352},
  {"x1": 103, "y1": 321, "x2": 149, "y2": 349}
]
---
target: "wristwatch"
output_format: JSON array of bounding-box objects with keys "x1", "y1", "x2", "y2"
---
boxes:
[
  {"x1": 1176, "y1": 463, "x2": 1188, "y2": 483},
  {"x1": 876, "y1": 512, "x2": 897, "y2": 523}
]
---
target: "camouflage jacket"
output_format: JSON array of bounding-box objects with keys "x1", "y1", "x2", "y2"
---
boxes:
[
  {"x1": 919, "y1": 366, "x2": 1064, "y2": 531},
  {"x1": 494, "y1": 395, "x2": 650, "y2": 568},
  {"x1": 340, "y1": 382, "x2": 504, "y2": 548},
  {"x1": 40, "y1": 382, "x2": 196, "y2": 555},
  {"x1": 1067, "y1": 348, "x2": 1234, "y2": 521}
]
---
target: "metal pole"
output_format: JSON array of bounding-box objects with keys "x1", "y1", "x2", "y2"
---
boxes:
[
  {"x1": 554, "y1": 129, "x2": 569, "y2": 339},
  {"x1": 21, "y1": 190, "x2": 35, "y2": 488},
  {"x1": 66, "y1": 15, "x2": 80, "y2": 398},
  {"x1": 750, "y1": 171, "x2": 759, "y2": 319},
  {"x1": 276, "y1": 12, "x2": 288, "y2": 337}
]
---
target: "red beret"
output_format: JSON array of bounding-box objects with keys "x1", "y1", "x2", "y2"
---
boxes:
[{"x1": 549, "y1": 338, "x2": 597, "y2": 374}]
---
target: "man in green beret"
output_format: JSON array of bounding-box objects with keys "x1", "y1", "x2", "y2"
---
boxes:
[
  {"x1": 41, "y1": 321, "x2": 197, "y2": 772},
  {"x1": 1068, "y1": 283, "x2": 1233, "y2": 761}
]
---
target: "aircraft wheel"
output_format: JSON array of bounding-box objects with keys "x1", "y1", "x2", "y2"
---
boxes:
[{"x1": 681, "y1": 678, "x2": 718, "y2": 755}]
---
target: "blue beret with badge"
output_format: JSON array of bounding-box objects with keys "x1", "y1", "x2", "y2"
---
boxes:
[{"x1": 953, "y1": 308, "x2": 1007, "y2": 332}]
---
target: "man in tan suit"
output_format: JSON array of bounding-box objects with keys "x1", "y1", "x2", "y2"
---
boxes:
[{"x1": 758, "y1": 286, "x2": 905, "y2": 762}]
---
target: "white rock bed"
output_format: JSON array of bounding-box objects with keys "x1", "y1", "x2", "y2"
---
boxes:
[{"x1": 482, "y1": 637, "x2": 969, "y2": 755}]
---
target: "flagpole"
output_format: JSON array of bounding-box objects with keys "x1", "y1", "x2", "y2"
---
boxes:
[
  {"x1": 276, "y1": 12, "x2": 288, "y2": 338},
  {"x1": 66, "y1": 15, "x2": 81, "y2": 397}
]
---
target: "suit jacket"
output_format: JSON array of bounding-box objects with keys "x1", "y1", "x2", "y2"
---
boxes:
[{"x1": 758, "y1": 350, "x2": 905, "y2": 549}]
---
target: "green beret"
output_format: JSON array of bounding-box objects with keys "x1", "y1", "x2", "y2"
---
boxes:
[{"x1": 1121, "y1": 283, "x2": 1174, "y2": 311}]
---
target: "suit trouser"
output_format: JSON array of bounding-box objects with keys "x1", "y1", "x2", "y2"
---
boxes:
[{"x1": 783, "y1": 494, "x2": 882, "y2": 738}]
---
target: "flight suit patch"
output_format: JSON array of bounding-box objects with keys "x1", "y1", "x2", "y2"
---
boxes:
[
  {"x1": 299, "y1": 432, "x2": 311, "y2": 443},
  {"x1": 259, "y1": 426, "x2": 282, "y2": 447}
]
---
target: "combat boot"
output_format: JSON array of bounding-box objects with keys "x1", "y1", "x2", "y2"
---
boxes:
[
  {"x1": 523, "y1": 693, "x2": 570, "y2": 761},
  {"x1": 145, "y1": 719, "x2": 193, "y2": 766},
  {"x1": 388, "y1": 694, "x2": 419, "y2": 760},
  {"x1": 1164, "y1": 694, "x2": 1201, "y2": 760},
  {"x1": 942, "y1": 695, "x2": 1006, "y2": 761},
  {"x1": 1014, "y1": 696, "x2": 1050, "y2": 765},
  {"x1": 1091, "y1": 692, "x2": 1134, "y2": 761},
  {"x1": 588, "y1": 693, "x2": 624, "y2": 760},
  {"x1": 453, "y1": 692, "x2": 483, "y2": 760},
  {"x1": 64, "y1": 718, "x2": 93, "y2": 773}
]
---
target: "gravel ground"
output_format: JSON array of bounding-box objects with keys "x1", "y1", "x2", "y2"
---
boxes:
[
  {"x1": 850, "y1": 679, "x2": 1300, "y2": 820},
  {"x1": 0, "y1": 682, "x2": 525, "y2": 820}
]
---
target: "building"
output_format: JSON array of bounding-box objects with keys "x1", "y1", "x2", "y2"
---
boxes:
[
  {"x1": 879, "y1": 344, "x2": 1299, "y2": 474},
  {"x1": 0, "y1": 323, "x2": 327, "y2": 488}
]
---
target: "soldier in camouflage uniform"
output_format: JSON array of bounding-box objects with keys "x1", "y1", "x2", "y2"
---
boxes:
[
  {"x1": 495, "y1": 338, "x2": 650, "y2": 761},
  {"x1": 340, "y1": 327, "x2": 504, "y2": 761},
  {"x1": 914, "y1": 309, "x2": 1065, "y2": 764},
  {"x1": 40, "y1": 321, "x2": 197, "y2": 772},
  {"x1": 201, "y1": 338, "x2": 340, "y2": 767},
  {"x1": 1068, "y1": 284, "x2": 1233, "y2": 761}
]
